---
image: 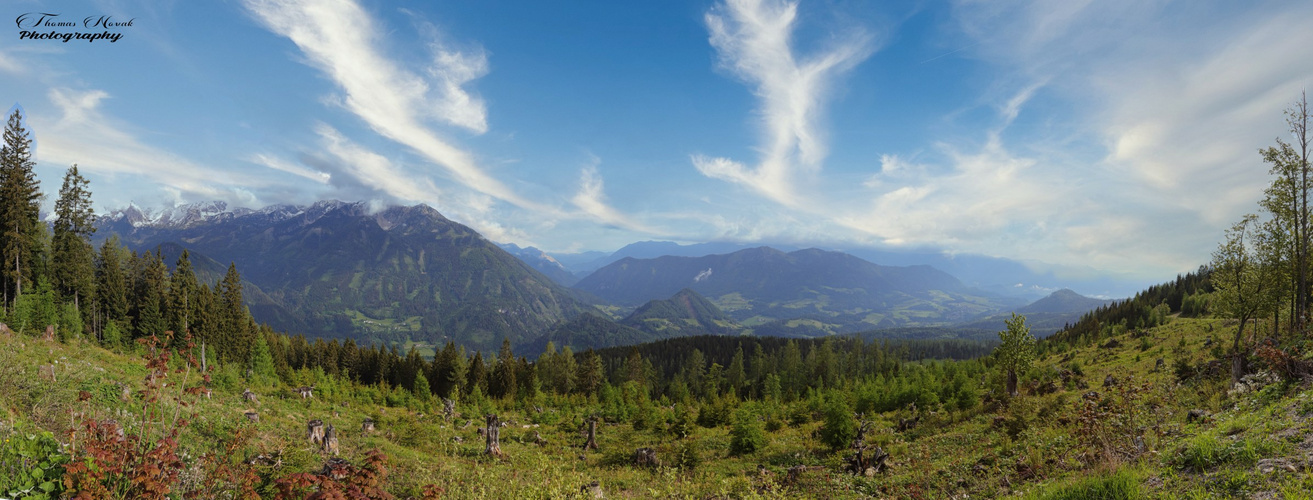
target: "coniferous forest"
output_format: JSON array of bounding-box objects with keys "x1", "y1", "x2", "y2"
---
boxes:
[{"x1": 3, "y1": 98, "x2": 1313, "y2": 499}]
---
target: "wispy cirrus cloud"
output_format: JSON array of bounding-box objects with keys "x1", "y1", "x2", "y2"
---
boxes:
[
  {"x1": 933, "y1": 0, "x2": 1313, "y2": 273},
  {"x1": 33, "y1": 87, "x2": 262, "y2": 204},
  {"x1": 693, "y1": 0, "x2": 874, "y2": 206},
  {"x1": 242, "y1": 0, "x2": 544, "y2": 211},
  {"x1": 570, "y1": 157, "x2": 664, "y2": 235}
]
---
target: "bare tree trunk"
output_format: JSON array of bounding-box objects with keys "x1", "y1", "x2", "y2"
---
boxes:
[
  {"x1": 1232, "y1": 317, "x2": 1249, "y2": 387},
  {"x1": 582, "y1": 416, "x2": 599, "y2": 451},
  {"x1": 484, "y1": 414, "x2": 502, "y2": 456},
  {"x1": 1006, "y1": 369, "x2": 1019, "y2": 397}
]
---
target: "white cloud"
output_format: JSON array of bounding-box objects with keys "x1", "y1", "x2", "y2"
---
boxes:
[
  {"x1": 570, "y1": 157, "x2": 664, "y2": 235},
  {"x1": 33, "y1": 87, "x2": 260, "y2": 202},
  {"x1": 0, "y1": 49, "x2": 20, "y2": 75},
  {"x1": 250, "y1": 153, "x2": 331, "y2": 183},
  {"x1": 694, "y1": 0, "x2": 873, "y2": 206},
  {"x1": 242, "y1": 0, "x2": 545, "y2": 211},
  {"x1": 314, "y1": 124, "x2": 443, "y2": 205}
]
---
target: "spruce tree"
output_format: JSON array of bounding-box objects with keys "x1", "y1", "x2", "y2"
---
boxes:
[
  {"x1": 218, "y1": 263, "x2": 249, "y2": 363},
  {"x1": 167, "y1": 250, "x2": 198, "y2": 335},
  {"x1": 95, "y1": 236, "x2": 129, "y2": 336},
  {"x1": 0, "y1": 108, "x2": 42, "y2": 307},
  {"x1": 51, "y1": 164, "x2": 96, "y2": 318},
  {"x1": 490, "y1": 338, "x2": 516, "y2": 399}
]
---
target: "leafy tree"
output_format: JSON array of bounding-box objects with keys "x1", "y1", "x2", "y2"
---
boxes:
[
  {"x1": 1212, "y1": 214, "x2": 1279, "y2": 386},
  {"x1": 1258, "y1": 93, "x2": 1312, "y2": 330},
  {"x1": 51, "y1": 164, "x2": 96, "y2": 320},
  {"x1": 0, "y1": 108, "x2": 42, "y2": 307},
  {"x1": 995, "y1": 313, "x2": 1036, "y2": 397}
]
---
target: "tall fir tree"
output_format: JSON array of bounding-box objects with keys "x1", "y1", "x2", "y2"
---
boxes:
[
  {"x1": 130, "y1": 251, "x2": 166, "y2": 340},
  {"x1": 0, "y1": 108, "x2": 42, "y2": 307},
  {"x1": 51, "y1": 165, "x2": 96, "y2": 319},
  {"x1": 95, "y1": 236, "x2": 129, "y2": 336},
  {"x1": 218, "y1": 263, "x2": 249, "y2": 363},
  {"x1": 490, "y1": 338, "x2": 517, "y2": 399},
  {"x1": 167, "y1": 250, "x2": 198, "y2": 335}
]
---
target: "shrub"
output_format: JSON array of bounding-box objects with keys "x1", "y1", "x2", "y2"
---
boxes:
[
  {"x1": 673, "y1": 440, "x2": 701, "y2": 471},
  {"x1": 1030, "y1": 468, "x2": 1139, "y2": 500},
  {"x1": 729, "y1": 407, "x2": 766, "y2": 456},
  {"x1": 1173, "y1": 434, "x2": 1275, "y2": 471},
  {"x1": 818, "y1": 393, "x2": 856, "y2": 450},
  {"x1": 0, "y1": 428, "x2": 67, "y2": 499}
]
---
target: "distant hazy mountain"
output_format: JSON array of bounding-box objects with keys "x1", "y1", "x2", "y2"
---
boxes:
[
  {"x1": 539, "y1": 240, "x2": 1147, "y2": 301},
  {"x1": 957, "y1": 289, "x2": 1117, "y2": 337},
  {"x1": 573, "y1": 246, "x2": 1006, "y2": 333},
  {"x1": 496, "y1": 243, "x2": 578, "y2": 286},
  {"x1": 99, "y1": 201, "x2": 588, "y2": 352},
  {"x1": 568, "y1": 241, "x2": 772, "y2": 275},
  {"x1": 1016, "y1": 289, "x2": 1115, "y2": 314}
]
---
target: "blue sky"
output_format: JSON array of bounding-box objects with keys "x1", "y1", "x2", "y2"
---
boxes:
[{"x1": 3, "y1": 0, "x2": 1312, "y2": 284}]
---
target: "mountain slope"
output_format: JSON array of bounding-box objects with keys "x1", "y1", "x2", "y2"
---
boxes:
[
  {"x1": 99, "y1": 201, "x2": 587, "y2": 352},
  {"x1": 620, "y1": 288, "x2": 742, "y2": 337},
  {"x1": 573, "y1": 247, "x2": 1004, "y2": 333}
]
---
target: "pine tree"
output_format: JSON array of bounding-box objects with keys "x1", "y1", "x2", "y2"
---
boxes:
[
  {"x1": 249, "y1": 333, "x2": 277, "y2": 386},
  {"x1": 167, "y1": 250, "x2": 198, "y2": 335},
  {"x1": 217, "y1": 263, "x2": 249, "y2": 363},
  {"x1": 466, "y1": 352, "x2": 488, "y2": 396},
  {"x1": 490, "y1": 338, "x2": 517, "y2": 399},
  {"x1": 95, "y1": 236, "x2": 129, "y2": 337},
  {"x1": 130, "y1": 251, "x2": 166, "y2": 340},
  {"x1": 50, "y1": 165, "x2": 96, "y2": 321},
  {"x1": 0, "y1": 108, "x2": 42, "y2": 307}
]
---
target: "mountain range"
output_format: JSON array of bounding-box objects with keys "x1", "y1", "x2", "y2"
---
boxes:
[
  {"x1": 96, "y1": 201, "x2": 1119, "y2": 352},
  {"x1": 99, "y1": 201, "x2": 587, "y2": 352}
]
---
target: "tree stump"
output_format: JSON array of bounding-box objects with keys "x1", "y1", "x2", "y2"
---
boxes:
[
  {"x1": 580, "y1": 481, "x2": 603, "y2": 499},
  {"x1": 362, "y1": 417, "x2": 375, "y2": 433},
  {"x1": 443, "y1": 398, "x2": 456, "y2": 421},
  {"x1": 0, "y1": 323, "x2": 11, "y2": 336},
  {"x1": 242, "y1": 388, "x2": 258, "y2": 403},
  {"x1": 582, "y1": 416, "x2": 599, "y2": 451},
  {"x1": 485, "y1": 414, "x2": 503, "y2": 456},
  {"x1": 634, "y1": 447, "x2": 660, "y2": 468},
  {"x1": 323, "y1": 424, "x2": 339, "y2": 456},
  {"x1": 307, "y1": 419, "x2": 325, "y2": 445},
  {"x1": 43, "y1": 325, "x2": 54, "y2": 341},
  {"x1": 244, "y1": 411, "x2": 259, "y2": 423}
]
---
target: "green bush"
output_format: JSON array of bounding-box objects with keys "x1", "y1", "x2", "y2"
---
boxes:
[
  {"x1": 673, "y1": 440, "x2": 701, "y2": 471},
  {"x1": 0, "y1": 428, "x2": 68, "y2": 499},
  {"x1": 1173, "y1": 434, "x2": 1274, "y2": 471},
  {"x1": 1030, "y1": 468, "x2": 1139, "y2": 500},
  {"x1": 818, "y1": 393, "x2": 856, "y2": 450},
  {"x1": 729, "y1": 406, "x2": 765, "y2": 456}
]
